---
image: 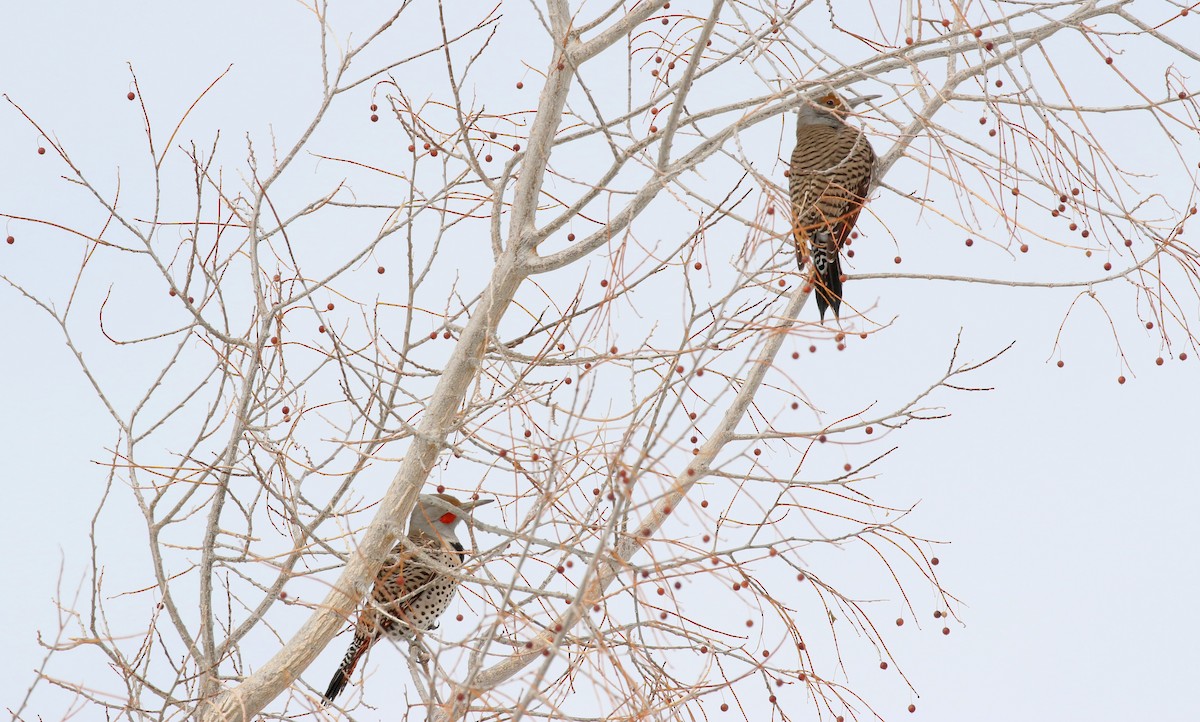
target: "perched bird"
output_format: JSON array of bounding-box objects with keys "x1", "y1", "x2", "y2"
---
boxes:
[
  {"x1": 322, "y1": 493, "x2": 493, "y2": 704},
  {"x1": 788, "y1": 91, "x2": 879, "y2": 319}
]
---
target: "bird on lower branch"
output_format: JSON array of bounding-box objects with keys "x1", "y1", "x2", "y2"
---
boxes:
[{"x1": 322, "y1": 493, "x2": 493, "y2": 704}]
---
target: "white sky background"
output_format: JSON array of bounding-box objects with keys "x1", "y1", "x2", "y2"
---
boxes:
[{"x1": 2, "y1": 2, "x2": 1198, "y2": 721}]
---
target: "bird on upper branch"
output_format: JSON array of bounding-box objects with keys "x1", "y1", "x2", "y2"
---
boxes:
[
  {"x1": 788, "y1": 90, "x2": 879, "y2": 320},
  {"x1": 322, "y1": 493, "x2": 493, "y2": 704}
]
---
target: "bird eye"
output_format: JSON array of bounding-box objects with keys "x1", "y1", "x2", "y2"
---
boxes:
[{"x1": 824, "y1": 98, "x2": 836, "y2": 106}]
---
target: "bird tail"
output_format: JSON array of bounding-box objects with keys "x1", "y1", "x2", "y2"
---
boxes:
[
  {"x1": 323, "y1": 633, "x2": 372, "y2": 705},
  {"x1": 807, "y1": 229, "x2": 842, "y2": 320}
]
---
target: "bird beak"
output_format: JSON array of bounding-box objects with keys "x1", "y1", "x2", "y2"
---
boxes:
[
  {"x1": 461, "y1": 498, "x2": 494, "y2": 513},
  {"x1": 845, "y1": 94, "x2": 882, "y2": 108}
]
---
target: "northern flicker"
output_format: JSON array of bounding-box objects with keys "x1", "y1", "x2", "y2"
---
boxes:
[
  {"x1": 789, "y1": 91, "x2": 879, "y2": 320},
  {"x1": 322, "y1": 493, "x2": 492, "y2": 704}
]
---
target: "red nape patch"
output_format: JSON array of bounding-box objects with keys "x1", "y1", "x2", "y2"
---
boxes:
[{"x1": 439, "y1": 512, "x2": 458, "y2": 524}]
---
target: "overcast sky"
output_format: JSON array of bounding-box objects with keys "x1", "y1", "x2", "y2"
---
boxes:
[{"x1": 2, "y1": 3, "x2": 1198, "y2": 721}]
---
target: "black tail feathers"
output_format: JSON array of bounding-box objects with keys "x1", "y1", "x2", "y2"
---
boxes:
[
  {"x1": 814, "y1": 255, "x2": 842, "y2": 320},
  {"x1": 323, "y1": 633, "x2": 371, "y2": 705},
  {"x1": 323, "y1": 672, "x2": 349, "y2": 706},
  {"x1": 805, "y1": 230, "x2": 843, "y2": 320}
]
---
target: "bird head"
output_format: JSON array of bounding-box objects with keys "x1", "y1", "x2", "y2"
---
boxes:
[
  {"x1": 410, "y1": 493, "x2": 493, "y2": 538},
  {"x1": 797, "y1": 91, "x2": 880, "y2": 127}
]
